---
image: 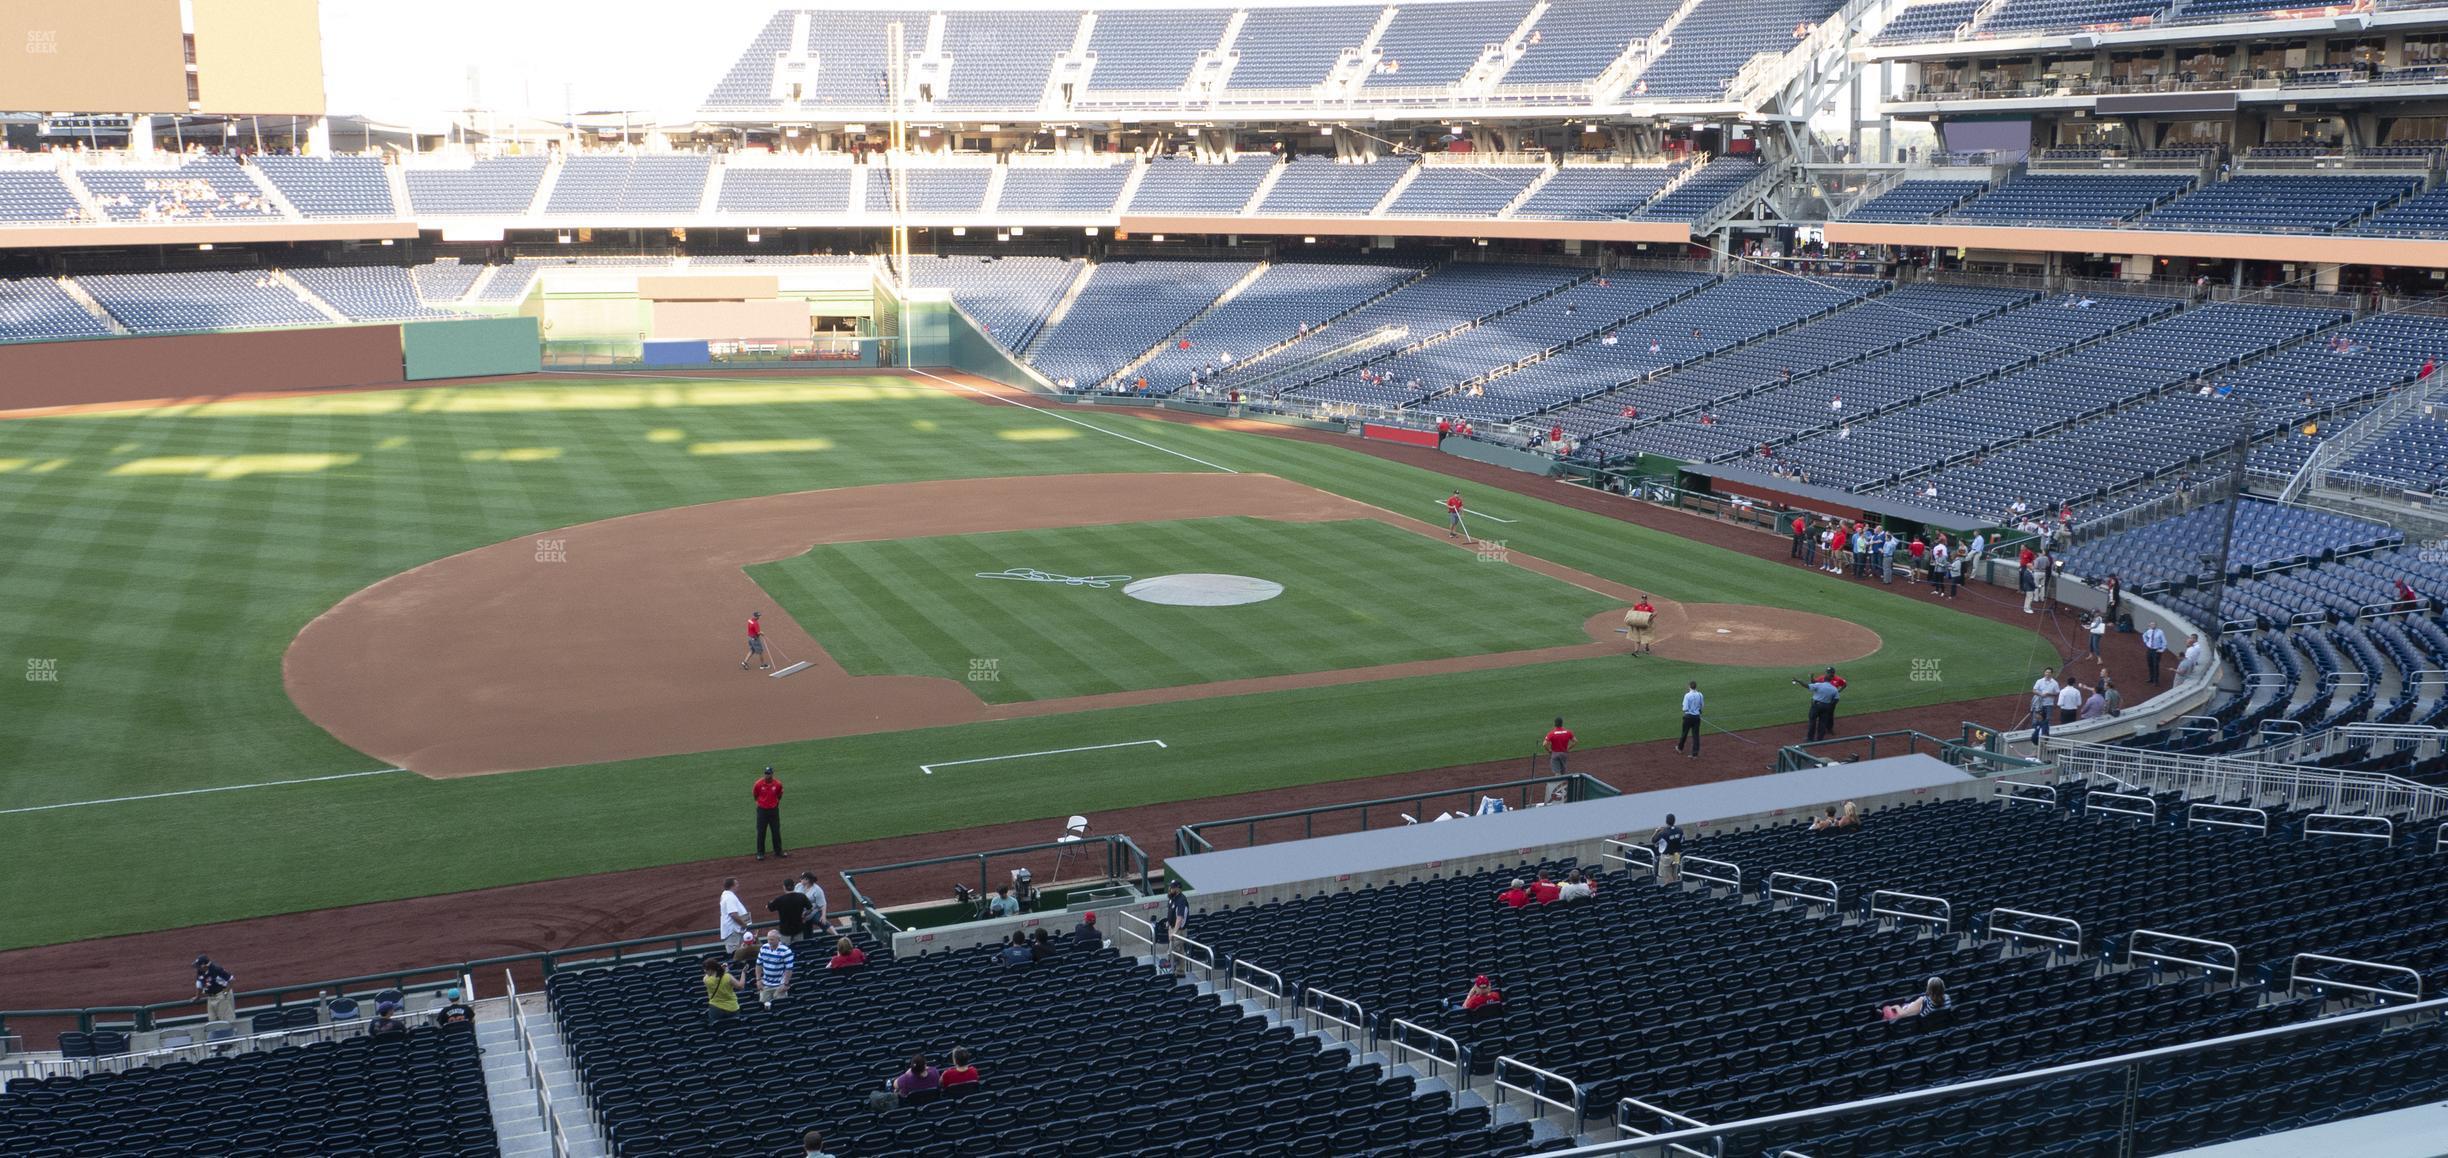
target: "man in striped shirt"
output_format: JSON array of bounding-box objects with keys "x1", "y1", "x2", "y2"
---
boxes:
[{"x1": 755, "y1": 930, "x2": 795, "y2": 1010}]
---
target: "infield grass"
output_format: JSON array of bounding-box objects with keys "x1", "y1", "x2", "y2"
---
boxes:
[
  {"x1": 0, "y1": 374, "x2": 2054, "y2": 950},
  {"x1": 750, "y1": 517, "x2": 1618, "y2": 701}
]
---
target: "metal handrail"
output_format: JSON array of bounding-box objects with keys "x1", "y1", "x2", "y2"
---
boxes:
[
  {"x1": 1870, "y1": 890, "x2": 1953, "y2": 934},
  {"x1": 1302, "y1": 987, "x2": 1369, "y2": 1050},
  {"x1": 1993, "y1": 779, "x2": 2058, "y2": 807},
  {"x1": 2085, "y1": 790, "x2": 2159, "y2": 822},
  {"x1": 1110, "y1": 908, "x2": 1160, "y2": 955},
  {"x1": 1986, "y1": 907, "x2": 2083, "y2": 955},
  {"x1": 1385, "y1": 1017, "x2": 1468, "y2": 1083},
  {"x1": 1230, "y1": 959, "x2": 1288, "y2": 1016},
  {"x1": 2126, "y1": 930, "x2": 2240, "y2": 980},
  {"x1": 1768, "y1": 872, "x2": 1840, "y2": 912},
  {"x1": 2289, "y1": 953, "x2": 2424, "y2": 1003},
  {"x1": 1603, "y1": 838, "x2": 1658, "y2": 874},
  {"x1": 1534, "y1": 996, "x2": 2448, "y2": 1156},
  {"x1": 2437, "y1": 822, "x2": 2447, "y2": 855},
  {"x1": 2186, "y1": 802, "x2": 2269, "y2": 834},
  {"x1": 1170, "y1": 933, "x2": 1220, "y2": 983},
  {"x1": 2304, "y1": 812, "x2": 2394, "y2": 844},
  {"x1": 1495, "y1": 1055, "x2": 1587, "y2": 1127},
  {"x1": 1618, "y1": 1096, "x2": 1723, "y2": 1158},
  {"x1": 1680, "y1": 855, "x2": 1742, "y2": 891}
]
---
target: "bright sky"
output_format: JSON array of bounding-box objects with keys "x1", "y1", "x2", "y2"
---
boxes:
[{"x1": 317, "y1": 0, "x2": 778, "y2": 125}]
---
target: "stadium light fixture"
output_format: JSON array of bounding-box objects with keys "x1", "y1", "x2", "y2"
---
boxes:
[
  {"x1": 1010, "y1": 226, "x2": 1024, "y2": 236},
  {"x1": 747, "y1": 230, "x2": 762, "y2": 244},
  {"x1": 952, "y1": 226, "x2": 967, "y2": 236},
  {"x1": 1084, "y1": 227, "x2": 1099, "y2": 236},
  {"x1": 1302, "y1": 236, "x2": 1316, "y2": 244},
  {"x1": 197, "y1": 243, "x2": 214, "y2": 251},
  {"x1": 1151, "y1": 234, "x2": 1165, "y2": 241}
]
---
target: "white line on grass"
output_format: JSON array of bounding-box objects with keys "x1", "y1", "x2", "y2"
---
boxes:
[
  {"x1": 0, "y1": 768, "x2": 409, "y2": 816},
  {"x1": 921, "y1": 739, "x2": 1166, "y2": 776},
  {"x1": 1443, "y1": 503, "x2": 1519, "y2": 524},
  {"x1": 904, "y1": 370, "x2": 1241, "y2": 475}
]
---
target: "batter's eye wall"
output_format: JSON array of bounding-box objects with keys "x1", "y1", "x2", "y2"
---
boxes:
[{"x1": 0, "y1": 325, "x2": 407, "y2": 410}]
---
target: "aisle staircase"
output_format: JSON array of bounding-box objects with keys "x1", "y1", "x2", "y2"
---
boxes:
[{"x1": 480, "y1": 993, "x2": 604, "y2": 1158}]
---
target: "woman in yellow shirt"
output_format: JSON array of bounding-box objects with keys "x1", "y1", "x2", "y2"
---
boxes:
[{"x1": 703, "y1": 957, "x2": 741, "y2": 1023}]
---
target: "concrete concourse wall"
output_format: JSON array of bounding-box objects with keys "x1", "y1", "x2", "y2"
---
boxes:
[{"x1": 0, "y1": 325, "x2": 406, "y2": 411}]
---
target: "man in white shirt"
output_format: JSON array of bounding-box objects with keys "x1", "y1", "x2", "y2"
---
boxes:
[
  {"x1": 2030, "y1": 669, "x2": 2061, "y2": 741},
  {"x1": 796, "y1": 872, "x2": 830, "y2": 935},
  {"x1": 2056, "y1": 680, "x2": 2084, "y2": 727},
  {"x1": 719, "y1": 877, "x2": 751, "y2": 944},
  {"x1": 1677, "y1": 681, "x2": 1704, "y2": 757},
  {"x1": 2176, "y1": 635, "x2": 2205, "y2": 679}
]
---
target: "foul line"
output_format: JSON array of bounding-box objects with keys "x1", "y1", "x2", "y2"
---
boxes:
[
  {"x1": 0, "y1": 767, "x2": 409, "y2": 816},
  {"x1": 921, "y1": 739, "x2": 1167, "y2": 776},
  {"x1": 906, "y1": 369, "x2": 1242, "y2": 475},
  {"x1": 1443, "y1": 503, "x2": 1519, "y2": 524}
]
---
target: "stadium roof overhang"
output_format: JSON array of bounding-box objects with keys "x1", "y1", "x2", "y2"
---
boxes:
[{"x1": 1686, "y1": 465, "x2": 1996, "y2": 533}]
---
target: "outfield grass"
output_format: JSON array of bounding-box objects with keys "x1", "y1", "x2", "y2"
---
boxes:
[
  {"x1": 749, "y1": 517, "x2": 1617, "y2": 702},
  {"x1": 0, "y1": 376, "x2": 2049, "y2": 950}
]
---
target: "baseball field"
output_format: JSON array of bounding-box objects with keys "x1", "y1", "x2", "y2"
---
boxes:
[{"x1": 0, "y1": 370, "x2": 2044, "y2": 953}]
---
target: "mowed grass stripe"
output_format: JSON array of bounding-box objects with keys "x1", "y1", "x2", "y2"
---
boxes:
[{"x1": 748, "y1": 518, "x2": 1617, "y2": 703}]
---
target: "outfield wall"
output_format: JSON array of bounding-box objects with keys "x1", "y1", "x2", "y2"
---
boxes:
[
  {"x1": 401, "y1": 317, "x2": 543, "y2": 380},
  {"x1": 0, "y1": 325, "x2": 406, "y2": 410}
]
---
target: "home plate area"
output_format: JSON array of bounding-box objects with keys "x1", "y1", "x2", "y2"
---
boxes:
[{"x1": 1122, "y1": 573, "x2": 1286, "y2": 606}]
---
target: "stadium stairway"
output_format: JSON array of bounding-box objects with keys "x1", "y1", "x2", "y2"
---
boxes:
[
  {"x1": 54, "y1": 277, "x2": 128, "y2": 335},
  {"x1": 480, "y1": 994, "x2": 604, "y2": 1158},
  {"x1": 1096, "y1": 259, "x2": 1277, "y2": 388},
  {"x1": 1130, "y1": 932, "x2": 1598, "y2": 1151}
]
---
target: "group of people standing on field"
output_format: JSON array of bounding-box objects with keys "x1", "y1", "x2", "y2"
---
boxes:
[{"x1": 1788, "y1": 513, "x2": 1984, "y2": 596}]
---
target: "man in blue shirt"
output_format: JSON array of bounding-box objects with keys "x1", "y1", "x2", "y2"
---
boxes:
[
  {"x1": 2141, "y1": 624, "x2": 2168, "y2": 685},
  {"x1": 1677, "y1": 681, "x2": 1704, "y2": 757},
  {"x1": 755, "y1": 931, "x2": 794, "y2": 1009},
  {"x1": 1803, "y1": 674, "x2": 1841, "y2": 741}
]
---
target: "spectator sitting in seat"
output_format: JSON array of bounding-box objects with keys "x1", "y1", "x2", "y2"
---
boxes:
[
  {"x1": 827, "y1": 936, "x2": 867, "y2": 970},
  {"x1": 802, "y1": 1129, "x2": 838, "y2": 1158},
  {"x1": 435, "y1": 988, "x2": 475, "y2": 1031},
  {"x1": 1453, "y1": 974, "x2": 1504, "y2": 1014},
  {"x1": 726, "y1": 931, "x2": 760, "y2": 986},
  {"x1": 1529, "y1": 871, "x2": 1562, "y2": 905},
  {"x1": 1881, "y1": 976, "x2": 1948, "y2": 1021},
  {"x1": 995, "y1": 932, "x2": 1033, "y2": 965},
  {"x1": 1839, "y1": 801, "x2": 1860, "y2": 829},
  {"x1": 1810, "y1": 805, "x2": 1840, "y2": 832},
  {"x1": 940, "y1": 1047, "x2": 980, "y2": 1091},
  {"x1": 891, "y1": 1054, "x2": 941, "y2": 1101},
  {"x1": 369, "y1": 1000, "x2": 408, "y2": 1039},
  {"x1": 1071, "y1": 910, "x2": 1103, "y2": 946},
  {"x1": 1556, "y1": 870, "x2": 1594, "y2": 902},
  {"x1": 1498, "y1": 878, "x2": 1532, "y2": 908},
  {"x1": 1028, "y1": 928, "x2": 1054, "y2": 961}
]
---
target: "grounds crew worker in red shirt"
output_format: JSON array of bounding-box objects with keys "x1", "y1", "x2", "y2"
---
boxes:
[
  {"x1": 1542, "y1": 717, "x2": 1574, "y2": 774},
  {"x1": 741, "y1": 611, "x2": 769, "y2": 671},
  {"x1": 754, "y1": 766, "x2": 788, "y2": 861}
]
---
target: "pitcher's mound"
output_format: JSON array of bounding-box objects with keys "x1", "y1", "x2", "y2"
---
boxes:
[{"x1": 1123, "y1": 573, "x2": 1286, "y2": 607}]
